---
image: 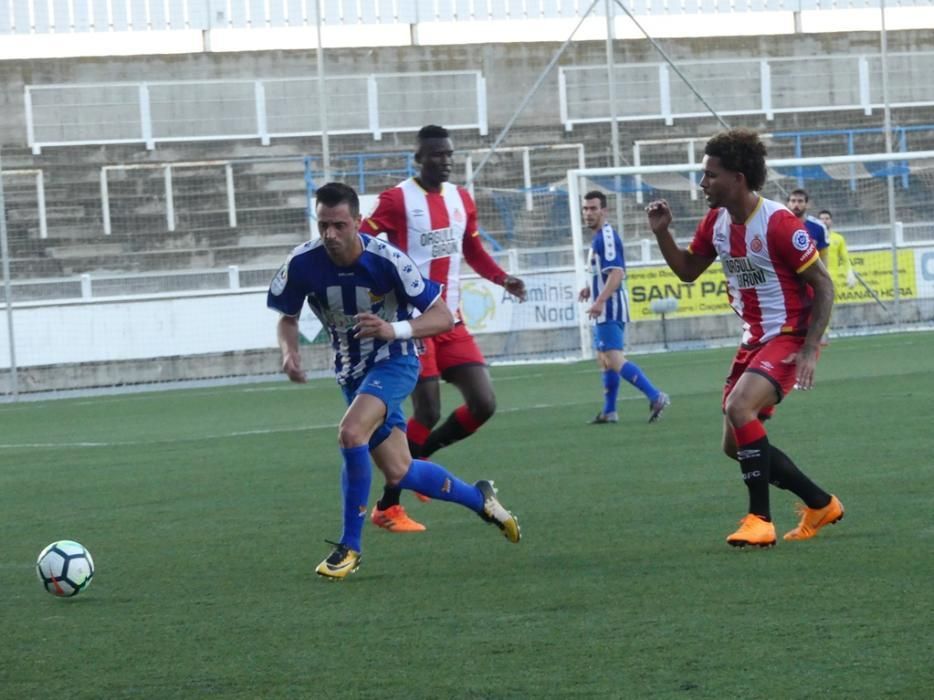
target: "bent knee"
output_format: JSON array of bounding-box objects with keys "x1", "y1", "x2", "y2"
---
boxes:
[
  {"x1": 337, "y1": 423, "x2": 369, "y2": 449},
  {"x1": 468, "y1": 395, "x2": 496, "y2": 423},
  {"x1": 724, "y1": 395, "x2": 757, "y2": 428}
]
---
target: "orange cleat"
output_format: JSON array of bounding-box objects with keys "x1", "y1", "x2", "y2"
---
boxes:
[
  {"x1": 726, "y1": 514, "x2": 777, "y2": 548},
  {"x1": 783, "y1": 495, "x2": 844, "y2": 541},
  {"x1": 370, "y1": 504, "x2": 426, "y2": 532},
  {"x1": 414, "y1": 492, "x2": 431, "y2": 503}
]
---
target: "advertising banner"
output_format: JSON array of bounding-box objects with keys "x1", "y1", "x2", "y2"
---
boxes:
[
  {"x1": 460, "y1": 272, "x2": 579, "y2": 334},
  {"x1": 627, "y1": 249, "x2": 918, "y2": 320},
  {"x1": 913, "y1": 247, "x2": 934, "y2": 297}
]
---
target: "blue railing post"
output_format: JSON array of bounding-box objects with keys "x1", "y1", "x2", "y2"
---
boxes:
[{"x1": 898, "y1": 127, "x2": 909, "y2": 189}]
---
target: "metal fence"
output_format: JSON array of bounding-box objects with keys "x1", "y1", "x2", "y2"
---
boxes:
[
  {"x1": 25, "y1": 71, "x2": 488, "y2": 153},
  {"x1": 560, "y1": 51, "x2": 934, "y2": 130}
]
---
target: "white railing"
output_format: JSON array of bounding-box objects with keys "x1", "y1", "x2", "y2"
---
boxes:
[
  {"x1": 6, "y1": 232, "x2": 933, "y2": 305},
  {"x1": 99, "y1": 160, "x2": 241, "y2": 236},
  {"x1": 559, "y1": 51, "x2": 934, "y2": 130},
  {"x1": 2, "y1": 1, "x2": 929, "y2": 34},
  {"x1": 0, "y1": 168, "x2": 47, "y2": 239},
  {"x1": 25, "y1": 70, "x2": 488, "y2": 153}
]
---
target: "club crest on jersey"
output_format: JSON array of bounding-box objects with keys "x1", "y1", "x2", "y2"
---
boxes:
[
  {"x1": 270, "y1": 263, "x2": 288, "y2": 296},
  {"x1": 750, "y1": 236, "x2": 763, "y2": 253},
  {"x1": 792, "y1": 230, "x2": 811, "y2": 251}
]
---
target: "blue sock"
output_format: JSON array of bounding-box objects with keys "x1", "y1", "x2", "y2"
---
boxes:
[
  {"x1": 621, "y1": 361, "x2": 660, "y2": 402},
  {"x1": 340, "y1": 445, "x2": 371, "y2": 553},
  {"x1": 398, "y1": 459, "x2": 483, "y2": 513},
  {"x1": 602, "y1": 369, "x2": 620, "y2": 415}
]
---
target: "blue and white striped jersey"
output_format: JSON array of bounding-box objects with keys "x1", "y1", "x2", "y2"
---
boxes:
[
  {"x1": 588, "y1": 222, "x2": 630, "y2": 324},
  {"x1": 267, "y1": 234, "x2": 443, "y2": 385}
]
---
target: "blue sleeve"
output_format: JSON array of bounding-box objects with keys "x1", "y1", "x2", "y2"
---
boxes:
[
  {"x1": 599, "y1": 228, "x2": 624, "y2": 272},
  {"x1": 808, "y1": 220, "x2": 829, "y2": 250},
  {"x1": 615, "y1": 230, "x2": 626, "y2": 269},
  {"x1": 266, "y1": 257, "x2": 306, "y2": 316},
  {"x1": 391, "y1": 254, "x2": 443, "y2": 313}
]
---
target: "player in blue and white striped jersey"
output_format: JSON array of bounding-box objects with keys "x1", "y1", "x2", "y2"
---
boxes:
[
  {"x1": 786, "y1": 189, "x2": 830, "y2": 264},
  {"x1": 268, "y1": 224, "x2": 439, "y2": 387},
  {"x1": 577, "y1": 191, "x2": 669, "y2": 424},
  {"x1": 268, "y1": 182, "x2": 520, "y2": 581}
]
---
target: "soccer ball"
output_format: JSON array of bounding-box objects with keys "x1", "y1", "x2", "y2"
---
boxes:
[{"x1": 36, "y1": 540, "x2": 95, "y2": 597}]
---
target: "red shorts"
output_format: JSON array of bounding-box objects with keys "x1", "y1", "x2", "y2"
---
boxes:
[
  {"x1": 722, "y1": 335, "x2": 814, "y2": 417},
  {"x1": 418, "y1": 322, "x2": 486, "y2": 380}
]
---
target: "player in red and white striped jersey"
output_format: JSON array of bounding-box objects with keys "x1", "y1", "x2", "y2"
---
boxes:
[
  {"x1": 360, "y1": 125, "x2": 527, "y2": 532},
  {"x1": 646, "y1": 128, "x2": 844, "y2": 548}
]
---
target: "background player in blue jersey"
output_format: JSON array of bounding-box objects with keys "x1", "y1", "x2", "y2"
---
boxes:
[
  {"x1": 786, "y1": 189, "x2": 829, "y2": 264},
  {"x1": 577, "y1": 191, "x2": 670, "y2": 424},
  {"x1": 267, "y1": 182, "x2": 520, "y2": 580}
]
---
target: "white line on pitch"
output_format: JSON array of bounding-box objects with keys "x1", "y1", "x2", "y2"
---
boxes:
[{"x1": 0, "y1": 396, "x2": 645, "y2": 450}]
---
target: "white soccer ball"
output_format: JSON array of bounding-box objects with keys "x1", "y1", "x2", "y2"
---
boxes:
[{"x1": 36, "y1": 540, "x2": 95, "y2": 598}]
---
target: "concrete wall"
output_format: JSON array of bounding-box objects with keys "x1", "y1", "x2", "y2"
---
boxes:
[
  {"x1": 4, "y1": 300, "x2": 927, "y2": 396},
  {"x1": 3, "y1": 29, "x2": 934, "y2": 149}
]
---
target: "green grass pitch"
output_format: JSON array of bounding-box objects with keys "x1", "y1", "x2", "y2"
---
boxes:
[{"x1": 2, "y1": 332, "x2": 933, "y2": 699}]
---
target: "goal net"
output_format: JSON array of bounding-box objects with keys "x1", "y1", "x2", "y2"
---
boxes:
[{"x1": 563, "y1": 149, "x2": 934, "y2": 355}]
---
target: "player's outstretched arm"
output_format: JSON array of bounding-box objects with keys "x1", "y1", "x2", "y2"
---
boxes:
[
  {"x1": 462, "y1": 230, "x2": 527, "y2": 300},
  {"x1": 645, "y1": 199, "x2": 712, "y2": 282},
  {"x1": 410, "y1": 298, "x2": 455, "y2": 337},
  {"x1": 277, "y1": 315, "x2": 307, "y2": 383},
  {"x1": 354, "y1": 300, "x2": 454, "y2": 342},
  {"x1": 502, "y1": 274, "x2": 527, "y2": 302}
]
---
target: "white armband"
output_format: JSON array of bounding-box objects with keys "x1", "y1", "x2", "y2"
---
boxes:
[{"x1": 390, "y1": 320, "x2": 413, "y2": 340}]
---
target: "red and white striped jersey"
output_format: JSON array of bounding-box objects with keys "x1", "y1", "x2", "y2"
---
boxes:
[
  {"x1": 360, "y1": 177, "x2": 507, "y2": 317},
  {"x1": 689, "y1": 197, "x2": 819, "y2": 346}
]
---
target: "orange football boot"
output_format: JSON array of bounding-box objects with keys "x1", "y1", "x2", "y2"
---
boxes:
[
  {"x1": 726, "y1": 514, "x2": 777, "y2": 548},
  {"x1": 369, "y1": 504, "x2": 426, "y2": 532},
  {"x1": 783, "y1": 495, "x2": 844, "y2": 541}
]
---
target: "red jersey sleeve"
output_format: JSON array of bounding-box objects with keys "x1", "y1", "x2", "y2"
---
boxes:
[
  {"x1": 767, "y1": 210, "x2": 819, "y2": 274},
  {"x1": 359, "y1": 188, "x2": 405, "y2": 241},
  {"x1": 687, "y1": 208, "x2": 720, "y2": 259},
  {"x1": 458, "y1": 187, "x2": 508, "y2": 285}
]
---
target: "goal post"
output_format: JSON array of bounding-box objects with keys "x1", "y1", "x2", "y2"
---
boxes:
[{"x1": 565, "y1": 149, "x2": 934, "y2": 351}]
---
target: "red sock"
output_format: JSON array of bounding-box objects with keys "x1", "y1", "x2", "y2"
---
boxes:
[
  {"x1": 454, "y1": 405, "x2": 483, "y2": 434},
  {"x1": 733, "y1": 419, "x2": 766, "y2": 445},
  {"x1": 407, "y1": 418, "x2": 431, "y2": 449}
]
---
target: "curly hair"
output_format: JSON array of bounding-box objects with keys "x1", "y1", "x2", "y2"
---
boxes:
[{"x1": 704, "y1": 129, "x2": 768, "y2": 192}]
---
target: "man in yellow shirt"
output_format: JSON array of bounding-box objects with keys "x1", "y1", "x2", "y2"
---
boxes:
[
  {"x1": 818, "y1": 209, "x2": 858, "y2": 345},
  {"x1": 818, "y1": 210, "x2": 858, "y2": 290}
]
